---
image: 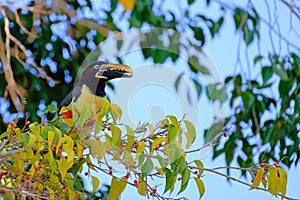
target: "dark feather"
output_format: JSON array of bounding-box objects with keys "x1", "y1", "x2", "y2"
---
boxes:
[{"x1": 59, "y1": 86, "x2": 82, "y2": 108}]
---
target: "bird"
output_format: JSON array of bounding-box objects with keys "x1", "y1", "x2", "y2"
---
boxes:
[{"x1": 59, "y1": 61, "x2": 133, "y2": 119}]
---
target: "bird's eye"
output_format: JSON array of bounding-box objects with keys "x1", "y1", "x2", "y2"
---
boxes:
[{"x1": 94, "y1": 65, "x2": 100, "y2": 69}]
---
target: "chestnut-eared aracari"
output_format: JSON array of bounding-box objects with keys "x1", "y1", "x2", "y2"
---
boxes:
[{"x1": 59, "y1": 61, "x2": 133, "y2": 109}]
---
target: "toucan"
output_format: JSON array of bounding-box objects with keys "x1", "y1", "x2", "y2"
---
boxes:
[{"x1": 59, "y1": 61, "x2": 133, "y2": 116}]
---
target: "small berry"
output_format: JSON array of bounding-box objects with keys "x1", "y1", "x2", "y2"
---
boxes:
[
  {"x1": 260, "y1": 163, "x2": 266, "y2": 167},
  {"x1": 194, "y1": 171, "x2": 198, "y2": 174},
  {"x1": 109, "y1": 170, "x2": 113, "y2": 175},
  {"x1": 274, "y1": 162, "x2": 279, "y2": 168},
  {"x1": 125, "y1": 173, "x2": 130, "y2": 179},
  {"x1": 84, "y1": 172, "x2": 89, "y2": 176},
  {"x1": 1, "y1": 190, "x2": 6, "y2": 195},
  {"x1": 223, "y1": 132, "x2": 227, "y2": 137},
  {"x1": 25, "y1": 120, "x2": 30, "y2": 125},
  {"x1": 95, "y1": 136, "x2": 100, "y2": 141},
  {"x1": 107, "y1": 126, "x2": 111, "y2": 131},
  {"x1": 51, "y1": 146, "x2": 56, "y2": 151},
  {"x1": 178, "y1": 177, "x2": 182, "y2": 181},
  {"x1": 251, "y1": 179, "x2": 254, "y2": 183},
  {"x1": 134, "y1": 179, "x2": 138, "y2": 186}
]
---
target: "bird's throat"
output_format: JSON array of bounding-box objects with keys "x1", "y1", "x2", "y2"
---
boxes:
[{"x1": 94, "y1": 80, "x2": 107, "y2": 97}]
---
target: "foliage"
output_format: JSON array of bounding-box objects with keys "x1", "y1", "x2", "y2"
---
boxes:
[{"x1": 0, "y1": 95, "x2": 290, "y2": 199}]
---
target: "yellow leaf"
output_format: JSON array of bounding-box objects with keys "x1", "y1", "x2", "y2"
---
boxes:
[
  {"x1": 107, "y1": 177, "x2": 127, "y2": 200},
  {"x1": 251, "y1": 168, "x2": 264, "y2": 189},
  {"x1": 125, "y1": 125, "x2": 134, "y2": 152},
  {"x1": 68, "y1": 188, "x2": 76, "y2": 200},
  {"x1": 121, "y1": 151, "x2": 134, "y2": 166},
  {"x1": 56, "y1": 156, "x2": 68, "y2": 181},
  {"x1": 29, "y1": 165, "x2": 35, "y2": 178},
  {"x1": 184, "y1": 120, "x2": 196, "y2": 149},
  {"x1": 63, "y1": 135, "x2": 75, "y2": 165},
  {"x1": 14, "y1": 157, "x2": 24, "y2": 173},
  {"x1": 26, "y1": 134, "x2": 37, "y2": 148},
  {"x1": 110, "y1": 103, "x2": 122, "y2": 122},
  {"x1": 48, "y1": 131, "x2": 54, "y2": 151},
  {"x1": 56, "y1": 137, "x2": 66, "y2": 154},
  {"x1": 137, "y1": 177, "x2": 147, "y2": 196},
  {"x1": 194, "y1": 177, "x2": 205, "y2": 199},
  {"x1": 137, "y1": 141, "x2": 145, "y2": 157},
  {"x1": 151, "y1": 137, "x2": 167, "y2": 153},
  {"x1": 118, "y1": 0, "x2": 136, "y2": 10},
  {"x1": 148, "y1": 123, "x2": 154, "y2": 135},
  {"x1": 76, "y1": 140, "x2": 84, "y2": 159},
  {"x1": 47, "y1": 187, "x2": 55, "y2": 199},
  {"x1": 92, "y1": 176, "x2": 100, "y2": 193},
  {"x1": 98, "y1": 97, "x2": 110, "y2": 117},
  {"x1": 278, "y1": 167, "x2": 287, "y2": 197},
  {"x1": 89, "y1": 140, "x2": 105, "y2": 162}
]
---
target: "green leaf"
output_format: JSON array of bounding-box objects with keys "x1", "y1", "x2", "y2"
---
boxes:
[
  {"x1": 193, "y1": 79, "x2": 202, "y2": 99},
  {"x1": 156, "y1": 155, "x2": 166, "y2": 169},
  {"x1": 110, "y1": 124, "x2": 121, "y2": 149},
  {"x1": 204, "y1": 121, "x2": 223, "y2": 143},
  {"x1": 178, "y1": 167, "x2": 190, "y2": 194},
  {"x1": 141, "y1": 158, "x2": 154, "y2": 177},
  {"x1": 168, "y1": 126, "x2": 179, "y2": 144},
  {"x1": 188, "y1": 56, "x2": 209, "y2": 74},
  {"x1": 44, "y1": 104, "x2": 58, "y2": 113},
  {"x1": 175, "y1": 73, "x2": 183, "y2": 92},
  {"x1": 206, "y1": 83, "x2": 226, "y2": 104},
  {"x1": 188, "y1": 0, "x2": 195, "y2": 5},
  {"x1": 164, "y1": 168, "x2": 175, "y2": 193},
  {"x1": 191, "y1": 27, "x2": 205, "y2": 45},
  {"x1": 254, "y1": 55, "x2": 263, "y2": 64},
  {"x1": 184, "y1": 120, "x2": 196, "y2": 149},
  {"x1": 262, "y1": 66, "x2": 273, "y2": 83},
  {"x1": 194, "y1": 177, "x2": 205, "y2": 199},
  {"x1": 194, "y1": 160, "x2": 204, "y2": 175},
  {"x1": 241, "y1": 90, "x2": 255, "y2": 112}
]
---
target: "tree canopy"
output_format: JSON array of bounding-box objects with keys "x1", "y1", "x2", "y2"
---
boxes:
[{"x1": 0, "y1": 0, "x2": 299, "y2": 199}]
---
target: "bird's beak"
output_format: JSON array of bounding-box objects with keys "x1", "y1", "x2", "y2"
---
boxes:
[{"x1": 95, "y1": 63, "x2": 133, "y2": 79}]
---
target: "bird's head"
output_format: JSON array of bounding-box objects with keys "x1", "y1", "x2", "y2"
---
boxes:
[{"x1": 79, "y1": 61, "x2": 133, "y2": 97}]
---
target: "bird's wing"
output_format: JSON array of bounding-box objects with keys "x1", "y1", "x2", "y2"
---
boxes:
[{"x1": 59, "y1": 86, "x2": 82, "y2": 108}]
